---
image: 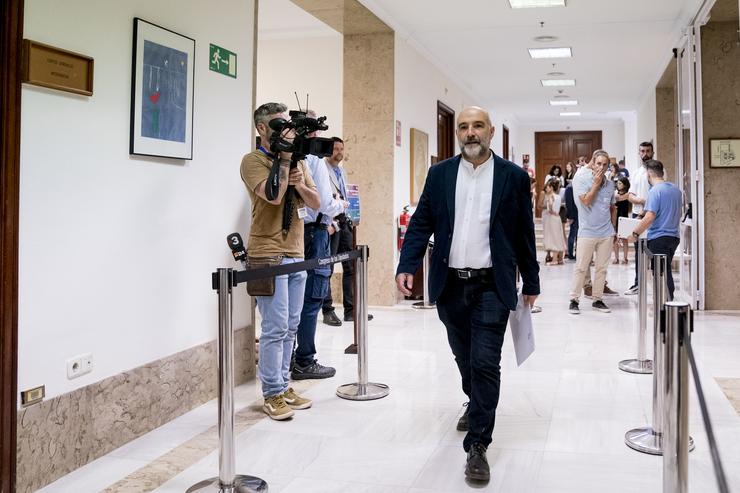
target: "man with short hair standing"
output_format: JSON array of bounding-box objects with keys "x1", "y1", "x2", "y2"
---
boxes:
[
  {"x1": 396, "y1": 106, "x2": 539, "y2": 483},
  {"x1": 626, "y1": 160, "x2": 682, "y2": 299},
  {"x1": 292, "y1": 123, "x2": 347, "y2": 380},
  {"x1": 624, "y1": 142, "x2": 653, "y2": 295},
  {"x1": 240, "y1": 102, "x2": 320, "y2": 420},
  {"x1": 568, "y1": 150, "x2": 616, "y2": 314}
]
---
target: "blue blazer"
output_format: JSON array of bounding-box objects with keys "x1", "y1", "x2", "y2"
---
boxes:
[{"x1": 397, "y1": 153, "x2": 540, "y2": 311}]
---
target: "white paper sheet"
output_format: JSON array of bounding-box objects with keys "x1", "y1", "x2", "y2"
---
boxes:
[
  {"x1": 510, "y1": 293, "x2": 535, "y2": 366},
  {"x1": 617, "y1": 216, "x2": 646, "y2": 239}
]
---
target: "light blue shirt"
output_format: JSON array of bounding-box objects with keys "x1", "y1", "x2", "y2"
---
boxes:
[
  {"x1": 645, "y1": 181, "x2": 682, "y2": 240},
  {"x1": 573, "y1": 166, "x2": 616, "y2": 238},
  {"x1": 303, "y1": 154, "x2": 344, "y2": 224}
]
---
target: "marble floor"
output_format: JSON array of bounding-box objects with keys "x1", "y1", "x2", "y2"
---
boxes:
[{"x1": 38, "y1": 260, "x2": 740, "y2": 492}]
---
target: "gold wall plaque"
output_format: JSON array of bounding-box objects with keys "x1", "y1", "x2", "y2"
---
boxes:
[{"x1": 22, "y1": 39, "x2": 94, "y2": 96}]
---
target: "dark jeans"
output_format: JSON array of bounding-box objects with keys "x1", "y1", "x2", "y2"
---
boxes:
[
  {"x1": 436, "y1": 273, "x2": 510, "y2": 452},
  {"x1": 647, "y1": 236, "x2": 680, "y2": 300},
  {"x1": 295, "y1": 225, "x2": 331, "y2": 367},
  {"x1": 322, "y1": 222, "x2": 354, "y2": 316},
  {"x1": 567, "y1": 220, "x2": 578, "y2": 258}
]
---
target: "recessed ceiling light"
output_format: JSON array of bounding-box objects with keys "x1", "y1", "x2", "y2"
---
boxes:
[
  {"x1": 533, "y1": 35, "x2": 559, "y2": 42},
  {"x1": 542, "y1": 79, "x2": 576, "y2": 87},
  {"x1": 560, "y1": 112, "x2": 581, "y2": 116},
  {"x1": 552, "y1": 94, "x2": 571, "y2": 99},
  {"x1": 550, "y1": 100, "x2": 578, "y2": 106},
  {"x1": 529, "y1": 47, "x2": 572, "y2": 59},
  {"x1": 547, "y1": 71, "x2": 566, "y2": 76},
  {"x1": 509, "y1": 0, "x2": 566, "y2": 8}
]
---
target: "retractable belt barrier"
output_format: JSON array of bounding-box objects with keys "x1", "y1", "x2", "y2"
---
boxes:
[
  {"x1": 189, "y1": 245, "x2": 387, "y2": 493},
  {"x1": 412, "y1": 241, "x2": 436, "y2": 310},
  {"x1": 662, "y1": 303, "x2": 730, "y2": 493},
  {"x1": 624, "y1": 252, "x2": 694, "y2": 456},
  {"x1": 619, "y1": 238, "x2": 653, "y2": 375}
]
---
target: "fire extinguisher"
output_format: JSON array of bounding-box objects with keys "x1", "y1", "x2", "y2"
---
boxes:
[{"x1": 397, "y1": 205, "x2": 410, "y2": 251}]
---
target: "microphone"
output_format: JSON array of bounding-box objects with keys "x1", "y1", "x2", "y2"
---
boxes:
[{"x1": 226, "y1": 232, "x2": 247, "y2": 268}]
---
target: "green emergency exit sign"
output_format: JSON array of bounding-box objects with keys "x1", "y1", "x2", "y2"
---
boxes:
[{"x1": 209, "y1": 44, "x2": 237, "y2": 78}]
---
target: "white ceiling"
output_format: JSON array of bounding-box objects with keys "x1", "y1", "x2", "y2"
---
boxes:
[{"x1": 259, "y1": 0, "x2": 707, "y2": 123}]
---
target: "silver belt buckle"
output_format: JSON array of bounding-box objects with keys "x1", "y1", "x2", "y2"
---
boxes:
[{"x1": 458, "y1": 269, "x2": 472, "y2": 279}]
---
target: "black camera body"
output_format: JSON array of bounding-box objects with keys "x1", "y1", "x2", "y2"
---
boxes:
[{"x1": 268, "y1": 110, "x2": 334, "y2": 162}]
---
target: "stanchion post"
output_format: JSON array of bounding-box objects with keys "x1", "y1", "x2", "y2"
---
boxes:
[
  {"x1": 663, "y1": 301, "x2": 692, "y2": 493},
  {"x1": 413, "y1": 242, "x2": 436, "y2": 310},
  {"x1": 188, "y1": 269, "x2": 267, "y2": 493},
  {"x1": 337, "y1": 245, "x2": 390, "y2": 401},
  {"x1": 619, "y1": 238, "x2": 653, "y2": 374}
]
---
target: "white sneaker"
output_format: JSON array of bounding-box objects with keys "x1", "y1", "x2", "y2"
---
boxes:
[{"x1": 624, "y1": 285, "x2": 639, "y2": 295}]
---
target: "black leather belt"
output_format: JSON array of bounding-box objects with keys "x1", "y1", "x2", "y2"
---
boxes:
[{"x1": 450, "y1": 267, "x2": 493, "y2": 280}]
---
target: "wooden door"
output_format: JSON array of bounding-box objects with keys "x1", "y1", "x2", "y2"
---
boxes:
[
  {"x1": 502, "y1": 125, "x2": 509, "y2": 160},
  {"x1": 1, "y1": 0, "x2": 23, "y2": 490},
  {"x1": 437, "y1": 101, "x2": 455, "y2": 161}
]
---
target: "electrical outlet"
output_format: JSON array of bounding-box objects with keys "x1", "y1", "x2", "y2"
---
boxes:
[{"x1": 66, "y1": 353, "x2": 93, "y2": 379}]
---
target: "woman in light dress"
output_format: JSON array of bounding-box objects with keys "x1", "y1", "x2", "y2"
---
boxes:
[{"x1": 542, "y1": 178, "x2": 567, "y2": 265}]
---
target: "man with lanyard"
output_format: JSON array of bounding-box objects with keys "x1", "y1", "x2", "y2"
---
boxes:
[
  {"x1": 623, "y1": 142, "x2": 653, "y2": 295},
  {"x1": 322, "y1": 137, "x2": 373, "y2": 323},
  {"x1": 241, "y1": 102, "x2": 320, "y2": 420},
  {"x1": 292, "y1": 119, "x2": 347, "y2": 380}
]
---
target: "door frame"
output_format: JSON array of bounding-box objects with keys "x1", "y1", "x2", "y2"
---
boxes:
[
  {"x1": 1, "y1": 0, "x2": 23, "y2": 490},
  {"x1": 436, "y1": 100, "x2": 455, "y2": 161}
]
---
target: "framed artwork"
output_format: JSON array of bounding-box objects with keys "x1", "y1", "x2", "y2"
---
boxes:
[
  {"x1": 709, "y1": 139, "x2": 740, "y2": 168},
  {"x1": 410, "y1": 128, "x2": 429, "y2": 205},
  {"x1": 130, "y1": 18, "x2": 195, "y2": 159}
]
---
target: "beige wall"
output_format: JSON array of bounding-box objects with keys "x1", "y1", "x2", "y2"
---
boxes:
[{"x1": 701, "y1": 20, "x2": 740, "y2": 310}]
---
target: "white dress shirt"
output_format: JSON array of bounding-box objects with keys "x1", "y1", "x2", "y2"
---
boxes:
[
  {"x1": 303, "y1": 155, "x2": 345, "y2": 224},
  {"x1": 631, "y1": 165, "x2": 649, "y2": 215},
  {"x1": 449, "y1": 152, "x2": 494, "y2": 269}
]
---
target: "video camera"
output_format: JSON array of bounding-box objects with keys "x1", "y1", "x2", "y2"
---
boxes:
[{"x1": 268, "y1": 110, "x2": 334, "y2": 162}]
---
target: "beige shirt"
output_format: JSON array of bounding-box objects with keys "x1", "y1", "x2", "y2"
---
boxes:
[
  {"x1": 449, "y1": 153, "x2": 494, "y2": 269},
  {"x1": 240, "y1": 150, "x2": 316, "y2": 257}
]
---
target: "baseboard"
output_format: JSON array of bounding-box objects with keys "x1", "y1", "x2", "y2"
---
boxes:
[{"x1": 15, "y1": 325, "x2": 255, "y2": 492}]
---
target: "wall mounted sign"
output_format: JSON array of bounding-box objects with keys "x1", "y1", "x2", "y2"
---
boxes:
[
  {"x1": 709, "y1": 139, "x2": 740, "y2": 168},
  {"x1": 209, "y1": 43, "x2": 237, "y2": 78},
  {"x1": 130, "y1": 18, "x2": 195, "y2": 160},
  {"x1": 395, "y1": 120, "x2": 402, "y2": 147},
  {"x1": 21, "y1": 40, "x2": 94, "y2": 96}
]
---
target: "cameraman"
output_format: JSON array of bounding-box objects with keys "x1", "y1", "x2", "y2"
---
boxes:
[
  {"x1": 322, "y1": 137, "x2": 373, "y2": 323},
  {"x1": 240, "y1": 102, "x2": 320, "y2": 421},
  {"x1": 292, "y1": 114, "x2": 347, "y2": 380}
]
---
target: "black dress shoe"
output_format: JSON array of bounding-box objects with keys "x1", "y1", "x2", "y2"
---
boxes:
[
  {"x1": 323, "y1": 311, "x2": 342, "y2": 326},
  {"x1": 465, "y1": 443, "x2": 490, "y2": 482},
  {"x1": 456, "y1": 403, "x2": 469, "y2": 431},
  {"x1": 343, "y1": 313, "x2": 374, "y2": 322}
]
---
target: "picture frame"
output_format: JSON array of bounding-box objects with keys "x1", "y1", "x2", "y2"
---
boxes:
[
  {"x1": 709, "y1": 139, "x2": 740, "y2": 168},
  {"x1": 130, "y1": 18, "x2": 195, "y2": 160},
  {"x1": 410, "y1": 128, "x2": 429, "y2": 205}
]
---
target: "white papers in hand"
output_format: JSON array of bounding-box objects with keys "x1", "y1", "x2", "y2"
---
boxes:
[{"x1": 510, "y1": 293, "x2": 535, "y2": 366}]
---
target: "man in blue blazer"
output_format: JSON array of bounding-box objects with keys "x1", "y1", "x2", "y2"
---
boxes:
[{"x1": 396, "y1": 107, "x2": 539, "y2": 483}]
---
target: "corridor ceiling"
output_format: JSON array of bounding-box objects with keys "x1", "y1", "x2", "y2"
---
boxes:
[{"x1": 264, "y1": 0, "x2": 708, "y2": 122}]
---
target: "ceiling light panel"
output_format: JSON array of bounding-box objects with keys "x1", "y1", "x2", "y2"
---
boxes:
[
  {"x1": 550, "y1": 100, "x2": 578, "y2": 106},
  {"x1": 528, "y1": 47, "x2": 572, "y2": 59},
  {"x1": 509, "y1": 0, "x2": 566, "y2": 8},
  {"x1": 541, "y1": 79, "x2": 576, "y2": 87},
  {"x1": 560, "y1": 112, "x2": 581, "y2": 116}
]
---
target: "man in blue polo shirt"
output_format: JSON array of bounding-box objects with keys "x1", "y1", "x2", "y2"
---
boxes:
[{"x1": 626, "y1": 160, "x2": 682, "y2": 299}]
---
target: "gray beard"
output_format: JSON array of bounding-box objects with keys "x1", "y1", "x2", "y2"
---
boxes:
[{"x1": 461, "y1": 143, "x2": 488, "y2": 161}]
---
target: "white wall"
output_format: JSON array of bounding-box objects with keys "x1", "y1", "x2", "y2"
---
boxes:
[
  {"x1": 393, "y1": 35, "x2": 484, "y2": 218},
  {"x1": 635, "y1": 89, "x2": 658, "y2": 160},
  {"x1": 20, "y1": 0, "x2": 255, "y2": 400},
  {"x1": 514, "y1": 120, "x2": 626, "y2": 175},
  {"x1": 256, "y1": 35, "x2": 343, "y2": 138}
]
